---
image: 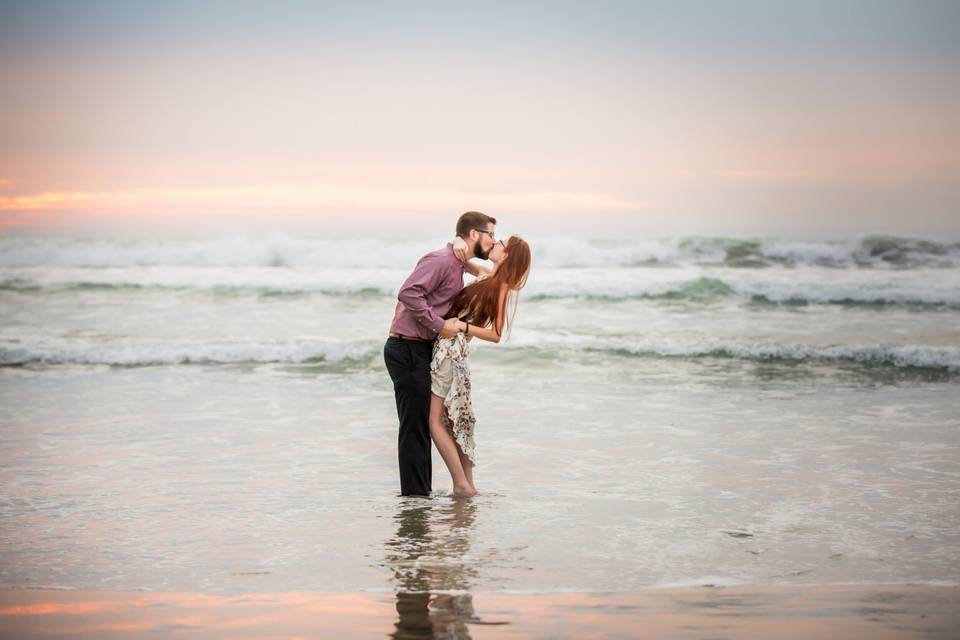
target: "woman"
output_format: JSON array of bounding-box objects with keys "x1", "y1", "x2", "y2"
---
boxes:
[{"x1": 429, "y1": 235, "x2": 532, "y2": 497}]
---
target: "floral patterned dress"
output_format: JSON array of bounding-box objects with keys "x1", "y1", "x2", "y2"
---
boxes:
[{"x1": 430, "y1": 332, "x2": 477, "y2": 465}]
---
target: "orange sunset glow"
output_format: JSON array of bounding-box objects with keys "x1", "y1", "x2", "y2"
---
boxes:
[{"x1": 1, "y1": 2, "x2": 957, "y2": 237}]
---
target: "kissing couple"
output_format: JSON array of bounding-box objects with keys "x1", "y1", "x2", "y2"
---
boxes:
[{"x1": 383, "y1": 211, "x2": 531, "y2": 498}]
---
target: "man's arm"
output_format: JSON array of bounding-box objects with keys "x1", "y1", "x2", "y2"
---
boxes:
[{"x1": 396, "y1": 255, "x2": 456, "y2": 337}]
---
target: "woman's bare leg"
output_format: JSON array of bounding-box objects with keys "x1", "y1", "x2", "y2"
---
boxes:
[
  {"x1": 449, "y1": 408, "x2": 476, "y2": 491},
  {"x1": 439, "y1": 404, "x2": 475, "y2": 491},
  {"x1": 430, "y1": 394, "x2": 477, "y2": 497}
]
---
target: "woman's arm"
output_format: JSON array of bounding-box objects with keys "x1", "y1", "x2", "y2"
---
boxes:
[
  {"x1": 457, "y1": 318, "x2": 500, "y2": 343},
  {"x1": 452, "y1": 238, "x2": 494, "y2": 277},
  {"x1": 455, "y1": 284, "x2": 508, "y2": 343},
  {"x1": 464, "y1": 261, "x2": 493, "y2": 277}
]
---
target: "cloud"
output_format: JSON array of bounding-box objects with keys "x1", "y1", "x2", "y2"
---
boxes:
[{"x1": 0, "y1": 184, "x2": 646, "y2": 214}]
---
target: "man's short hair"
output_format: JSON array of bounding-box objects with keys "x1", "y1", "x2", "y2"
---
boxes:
[{"x1": 456, "y1": 211, "x2": 497, "y2": 238}]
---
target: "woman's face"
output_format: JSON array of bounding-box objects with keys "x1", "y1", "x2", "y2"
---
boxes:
[{"x1": 489, "y1": 238, "x2": 509, "y2": 264}]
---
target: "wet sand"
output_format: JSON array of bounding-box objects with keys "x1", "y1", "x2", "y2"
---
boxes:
[{"x1": 1, "y1": 585, "x2": 957, "y2": 639}]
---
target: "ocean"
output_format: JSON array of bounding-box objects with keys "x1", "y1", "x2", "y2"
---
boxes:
[{"x1": 1, "y1": 231, "x2": 958, "y2": 597}]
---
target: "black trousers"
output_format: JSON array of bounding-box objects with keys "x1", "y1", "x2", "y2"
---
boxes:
[{"x1": 383, "y1": 336, "x2": 435, "y2": 496}]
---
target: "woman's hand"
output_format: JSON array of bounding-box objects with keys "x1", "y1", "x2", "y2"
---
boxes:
[
  {"x1": 457, "y1": 319, "x2": 467, "y2": 333},
  {"x1": 452, "y1": 237, "x2": 468, "y2": 261}
]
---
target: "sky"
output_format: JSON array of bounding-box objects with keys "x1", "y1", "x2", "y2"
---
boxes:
[{"x1": 1, "y1": 0, "x2": 958, "y2": 238}]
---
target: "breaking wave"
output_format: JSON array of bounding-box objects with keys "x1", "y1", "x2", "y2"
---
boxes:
[
  {"x1": 2, "y1": 233, "x2": 958, "y2": 269},
  {"x1": 3, "y1": 335, "x2": 957, "y2": 372},
  {"x1": 4, "y1": 274, "x2": 957, "y2": 309}
]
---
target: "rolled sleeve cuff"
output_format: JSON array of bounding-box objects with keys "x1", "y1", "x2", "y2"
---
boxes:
[{"x1": 422, "y1": 315, "x2": 444, "y2": 334}]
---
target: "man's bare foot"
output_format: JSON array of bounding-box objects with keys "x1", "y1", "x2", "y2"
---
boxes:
[{"x1": 453, "y1": 484, "x2": 478, "y2": 497}]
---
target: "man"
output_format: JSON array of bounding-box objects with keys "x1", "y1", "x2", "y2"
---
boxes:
[{"x1": 384, "y1": 211, "x2": 498, "y2": 496}]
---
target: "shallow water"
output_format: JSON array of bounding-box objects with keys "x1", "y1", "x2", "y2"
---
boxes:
[
  {"x1": 1, "y1": 359, "x2": 958, "y2": 593},
  {"x1": 1, "y1": 232, "x2": 958, "y2": 594}
]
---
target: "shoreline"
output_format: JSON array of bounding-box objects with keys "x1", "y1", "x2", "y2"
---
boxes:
[{"x1": 2, "y1": 585, "x2": 958, "y2": 639}]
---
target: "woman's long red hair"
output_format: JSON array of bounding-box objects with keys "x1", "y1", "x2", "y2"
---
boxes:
[{"x1": 447, "y1": 236, "x2": 531, "y2": 338}]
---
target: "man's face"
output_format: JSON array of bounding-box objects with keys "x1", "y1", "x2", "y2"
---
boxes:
[{"x1": 473, "y1": 222, "x2": 496, "y2": 260}]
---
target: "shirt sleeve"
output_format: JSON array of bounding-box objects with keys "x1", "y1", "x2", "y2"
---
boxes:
[{"x1": 397, "y1": 255, "x2": 449, "y2": 334}]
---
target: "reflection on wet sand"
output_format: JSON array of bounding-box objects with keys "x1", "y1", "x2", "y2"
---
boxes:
[
  {"x1": 384, "y1": 495, "x2": 509, "y2": 639},
  {"x1": 0, "y1": 585, "x2": 957, "y2": 638}
]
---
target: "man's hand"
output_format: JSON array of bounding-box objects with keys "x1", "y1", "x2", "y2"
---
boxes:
[
  {"x1": 452, "y1": 237, "x2": 468, "y2": 262},
  {"x1": 439, "y1": 317, "x2": 461, "y2": 338}
]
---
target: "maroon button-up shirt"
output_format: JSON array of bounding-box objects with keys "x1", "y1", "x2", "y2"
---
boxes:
[{"x1": 389, "y1": 243, "x2": 467, "y2": 340}]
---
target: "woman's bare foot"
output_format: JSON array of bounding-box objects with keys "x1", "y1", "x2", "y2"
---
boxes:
[{"x1": 453, "y1": 484, "x2": 478, "y2": 497}]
